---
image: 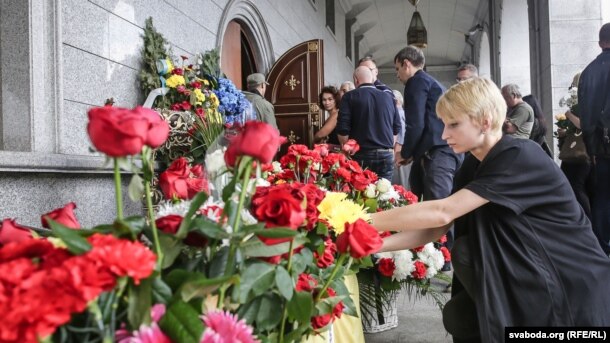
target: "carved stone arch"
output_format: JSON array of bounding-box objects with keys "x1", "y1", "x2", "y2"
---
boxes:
[{"x1": 217, "y1": 0, "x2": 274, "y2": 73}]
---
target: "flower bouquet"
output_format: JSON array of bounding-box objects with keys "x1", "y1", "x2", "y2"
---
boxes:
[{"x1": 0, "y1": 103, "x2": 389, "y2": 343}]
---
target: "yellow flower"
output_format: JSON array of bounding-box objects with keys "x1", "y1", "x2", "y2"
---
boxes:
[
  {"x1": 166, "y1": 74, "x2": 185, "y2": 88},
  {"x1": 209, "y1": 93, "x2": 220, "y2": 108},
  {"x1": 317, "y1": 192, "x2": 347, "y2": 215},
  {"x1": 317, "y1": 192, "x2": 369, "y2": 234},
  {"x1": 555, "y1": 113, "x2": 566, "y2": 121},
  {"x1": 194, "y1": 88, "x2": 206, "y2": 104}
]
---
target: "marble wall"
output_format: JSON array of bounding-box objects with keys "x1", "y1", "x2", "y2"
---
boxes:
[{"x1": 0, "y1": 0, "x2": 357, "y2": 226}]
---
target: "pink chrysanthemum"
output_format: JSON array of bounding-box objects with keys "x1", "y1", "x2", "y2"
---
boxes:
[{"x1": 200, "y1": 311, "x2": 258, "y2": 343}]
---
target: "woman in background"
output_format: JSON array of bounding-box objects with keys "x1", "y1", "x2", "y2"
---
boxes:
[
  {"x1": 314, "y1": 86, "x2": 341, "y2": 149},
  {"x1": 522, "y1": 94, "x2": 552, "y2": 156}
]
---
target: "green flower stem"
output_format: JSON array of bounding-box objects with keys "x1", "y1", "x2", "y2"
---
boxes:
[
  {"x1": 144, "y1": 181, "x2": 163, "y2": 270},
  {"x1": 278, "y1": 239, "x2": 295, "y2": 343},
  {"x1": 224, "y1": 158, "x2": 253, "y2": 277},
  {"x1": 217, "y1": 284, "x2": 228, "y2": 309},
  {"x1": 113, "y1": 158, "x2": 123, "y2": 220},
  {"x1": 315, "y1": 253, "x2": 349, "y2": 303}
]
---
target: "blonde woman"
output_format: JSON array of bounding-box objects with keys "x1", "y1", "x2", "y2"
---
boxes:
[{"x1": 371, "y1": 78, "x2": 610, "y2": 342}]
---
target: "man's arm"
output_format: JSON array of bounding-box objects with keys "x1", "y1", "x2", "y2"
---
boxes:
[{"x1": 260, "y1": 102, "x2": 278, "y2": 129}]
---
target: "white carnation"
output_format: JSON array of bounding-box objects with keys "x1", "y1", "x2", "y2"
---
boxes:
[
  {"x1": 425, "y1": 266, "x2": 438, "y2": 279},
  {"x1": 392, "y1": 250, "x2": 414, "y2": 281},
  {"x1": 364, "y1": 184, "x2": 377, "y2": 198},
  {"x1": 376, "y1": 178, "x2": 392, "y2": 193},
  {"x1": 156, "y1": 200, "x2": 192, "y2": 218},
  {"x1": 271, "y1": 161, "x2": 282, "y2": 173},
  {"x1": 378, "y1": 187, "x2": 400, "y2": 202}
]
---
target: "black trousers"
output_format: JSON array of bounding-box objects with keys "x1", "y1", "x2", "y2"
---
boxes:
[
  {"x1": 560, "y1": 161, "x2": 593, "y2": 219},
  {"x1": 442, "y1": 237, "x2": 481, "y2": 342}
]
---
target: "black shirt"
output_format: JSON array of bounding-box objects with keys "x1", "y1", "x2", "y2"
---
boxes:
[{"x1": 454, "y1": 136, "x2": 610, "y2": 341}]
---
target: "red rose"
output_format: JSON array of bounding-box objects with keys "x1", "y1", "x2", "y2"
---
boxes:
[
  {"x1": 155, "y1": 215, "x2": 182, "y2": 234},
  {"x1": 440, "y1": 246, "x2": 451, "y2": 262},
  {"x1": 41, "y1": 202, "x2": 80, "y2": 229},
  {"x1": 0, "y1": 219, "x2": 33, "y2": 246},
  {"x1": 224, "y1": 121, "x2": 286, "y2": 167},
  {"x1": 295, "y1": 273, "x2": 318, "y2": 292},
  {"x1": 411, "y1": 260, "x2": 427, "y2": 280},
  {"x1": 251, "y1": 187, "x2": 306, "y2": 245},
  {"x1": 342, "y1": 139, "x2": 360, "y2": 155},
  {"x1": 311, "y1": 314, "x2": 332, "y2": 330},
  {"x1": 159, "y1": 158, "x2": 208, "y2": 200},
  {"x1": 314, "y1": 239, "x2": 336, "y2": 268},
  {"x1": 336, "y1": 219, "x2": 383, "y2": 258},
  {"x1": 87, "y1": 106, "x2": 169, "y2": 157},
  {"x1": 377, "y1": 258, "x2": 396, "y2": 277}
]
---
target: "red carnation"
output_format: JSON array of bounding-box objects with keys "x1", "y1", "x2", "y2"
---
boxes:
[
  {"x1": 411, "y1": 260, "x2": 427, "y2": 280},
  {"x1": 377, "y1": 258, "x2": 396, "y2": 277},
  {"x1": 440, "y1": 246, "x2": 451, "y2": 262}
]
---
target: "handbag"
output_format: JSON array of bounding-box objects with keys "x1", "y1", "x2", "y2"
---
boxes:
[{"x1": 559, "y1": 130, "x2": 589, "y2": 162}]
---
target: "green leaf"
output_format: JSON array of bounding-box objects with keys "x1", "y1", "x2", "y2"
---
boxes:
[
  {"x1": 159, "y1": 300, "x2": 204, "y2": 343},
  {"x1": 176, "y1": 192, "x2": 208, "y2": 238},
  {"x1": 236, "y1": 296, "x2": 262, "y2": 324},
  {"x1": 251, "y1": 227, "x2": 298, "y2": 239},
  {"x1": 128, "y1": 174, "x2": 144, "y2": 202},
  {"x1": 159, "y1": 234, "x2": 184, "y2": 269},
  {"x1": 241, "y1": 235, "x2": 308, "y2": 258},
  {"x1": 315, "y1": 221, "x2": 329, "y2": 236},
  {"x1": 331, "y1": 278, "x2": 357, "y2": 316},
  {"x1": 256, "y1": 293, "x2": 283, "y2": 330},
  {"x1": 274, "y1": 266, "x2": 294, "y2": 300},
  {"x1": 287, "y1": 291, "x2": 314, "y2": 323},
  {"x1": 239, "y1": 262, "x2": 275, "y2": 303},
  {"x1": 290, "y1": 248, "x2": 313, "y2": 276},
  {"x1": 209, "y1": 246, "x2": 229, "y2": 278},
  {"x1": 164, "y1": 270, "x2": 196, "y2": 291},
  {"x1": 221, "y1": 177, "x2": 237, "y2": 203},
  {"x1": 47, "y1": 219, "x2": 91, "y2": 254},
  {"x1": 128, "y1": 277, "x2": 152, "y2": 329},
  {"x1": 113, "y1": 216, "x2": 147, "y2": 238},
  {"x1": 180, "y1": 275, "x2": 235, "y2": 302},
  {"x1": 152, "y1": 277, "x2": 173, "y2": 304},
  {"x1": 189, "y1": 217, "x2": 229, "y2": 240}
]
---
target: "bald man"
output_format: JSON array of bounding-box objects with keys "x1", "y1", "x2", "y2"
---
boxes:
[{"x1": 336, "y1": 66, "x2": 401, "y2": 180}]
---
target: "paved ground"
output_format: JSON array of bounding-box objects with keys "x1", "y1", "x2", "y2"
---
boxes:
[{"x1": 363, "y1": 274, "x2": 453, "y2": 343}]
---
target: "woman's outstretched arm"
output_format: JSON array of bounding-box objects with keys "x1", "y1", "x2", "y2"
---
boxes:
[
  {"x1": 371, "y1": 188, "x2": 488, "y2": 232},
  {"x1": 380, "y1": 226, "x2": 450, "y2": 252}
]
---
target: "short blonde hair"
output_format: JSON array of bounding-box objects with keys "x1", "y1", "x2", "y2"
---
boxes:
[{"x1": 436, "y1": 77, "x2": 506, "y2": 133}]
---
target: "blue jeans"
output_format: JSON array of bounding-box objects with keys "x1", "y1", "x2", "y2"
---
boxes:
[
  {"x1": 591, "y1": 157, "x2": 610, "y2": 255},
  {"x1": 353, "y1": 149, "x2": 394, "y2": 181}
]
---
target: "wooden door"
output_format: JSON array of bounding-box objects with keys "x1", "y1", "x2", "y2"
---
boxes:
[{"x1": 265, "y1": 40, "x2": 324, "y2": 155}]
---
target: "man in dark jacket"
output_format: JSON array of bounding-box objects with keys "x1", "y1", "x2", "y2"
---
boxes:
[
  {"x1": 394, "y1": 45, "x2": 464, "y2": 274},
  {"x1": 578, "y1": 22, "x2": 610, "y2": 255},
  {"x1": 242, "y1": 73, "x2": 278, "y2": 130}
]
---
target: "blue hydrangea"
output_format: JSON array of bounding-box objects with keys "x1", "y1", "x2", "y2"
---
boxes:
[{"x1": 214, "y1": 78, "x2": 250, "y2": 118}]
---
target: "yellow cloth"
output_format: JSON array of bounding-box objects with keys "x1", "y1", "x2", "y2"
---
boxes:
[{"x1": 302, "y1": 274, "x2": 365, "y2": 343}]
